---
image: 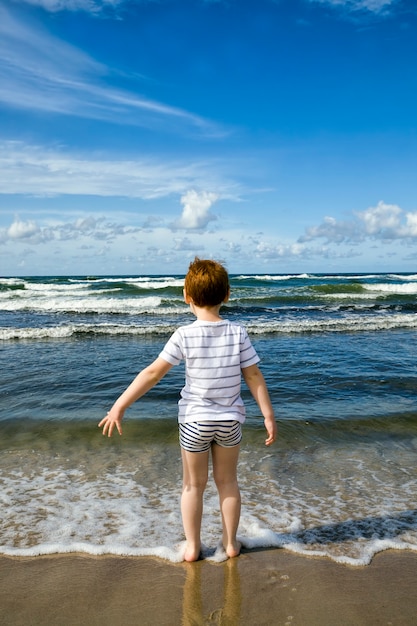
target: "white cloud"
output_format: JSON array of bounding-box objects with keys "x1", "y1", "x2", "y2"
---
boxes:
[
  {"x1": 0, "y1": 214, "x2": 142, "y2": 246},
  {"x1": 358, "y1": 201, "x2": 403, "y2": 237},
  {"x1": 299, "y1": 201, "x2": 417, "y2": 244},
  {"x1": 1, "y1": 203, "x2": 413, "y2": 274},
  {"x1": 175, "y1": 190, "x2": 219, "y2": 230},
  {"x1": 0, "y1": 5, "x2": 224, "y2": 136},
  {"x1": 254, "y1": 241, "x2": 307, "y2": 259},
  {"x1": 7, "y1": 218, "x2": 40, "y2": 240},
  {"x1": 405, "y1": 212, "x2": 417, "y2": 237},
  {"x1": 299, "y1": 215, "x2": 361, "y2": 243},
  {"x1": 173, "y1": 237, "x2": 204, "y2": 251}
]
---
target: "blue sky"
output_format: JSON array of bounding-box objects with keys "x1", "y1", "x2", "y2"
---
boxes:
[{"x1": 0, "y1": 0, "x2": 416, "y2": 275}]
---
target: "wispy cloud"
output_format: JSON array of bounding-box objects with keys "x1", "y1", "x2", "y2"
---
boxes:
[
  {"x1": 0, "y1": 140, "x2": 232, "y2": 199},
  {"x1": 11, "y1": 0, "x2": 125, "y2": 15},
  {"x1": 299, "y1": 201, "x2": 417, "y2": 243},
  {"x1": 308, "y1": 0, "x2": 400, "y2": 15},
  {"x1": 0, "y1": 5, "x2": 225, "y2": 136},
  {"x1": 16, "y1": 0, "x2": 401, "y2": 16}
]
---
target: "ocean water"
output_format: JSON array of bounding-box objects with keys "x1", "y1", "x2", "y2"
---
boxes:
[{"x1": 1, "y1": 272, "x2": 417, "y2": 566}]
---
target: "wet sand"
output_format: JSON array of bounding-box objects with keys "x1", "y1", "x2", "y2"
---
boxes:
[{"x1": 1, "y1": 549, "x2": 416, "y2": 625}]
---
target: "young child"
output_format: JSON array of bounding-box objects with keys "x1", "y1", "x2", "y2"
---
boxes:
[{"x1": 99, "y1": 257, "x2": 277, "y2": 562}]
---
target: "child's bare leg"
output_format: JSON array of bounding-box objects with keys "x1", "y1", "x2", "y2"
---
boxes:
[
  {"x1": 212, "y1": 443, "x2": 241, "y2": 558},
  {"x1": 181, "y1": 448, "x2": 209, "y2": 562}
]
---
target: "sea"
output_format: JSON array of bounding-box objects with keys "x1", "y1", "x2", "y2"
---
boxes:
[{"x1": 1, "y1": 272, "x2": 417, "y2": 566}]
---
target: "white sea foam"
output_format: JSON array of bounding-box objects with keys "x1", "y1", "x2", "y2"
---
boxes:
[
  {"x1": 321, "y1": 274, "x2": 381, "y2": 280},
  {"x1": 246, "y1": 313, "x2": 417, "y2": 334},
  {"x1": 131, "y1": 280, "x2": 184, "y2": 289},
  {"x1": 0, "y1": 295, "x2": 167, "y2": 314},
  {"x1": 0, "y1": 323, "x2": 177, "y2": 340},
  {"x1": 0, "y1": 277, "x2": 25, "y2": 286},
  {"x1": 388, "y1": 274, "x2": 417, "y2": 281},
  {"x1": 364, "y1": 283, "x2": 417, "y2": 295},
  {"x1": 1, "y1": 442, "x2": 416, "y2": 566},
  {"x1": 23, "y1": 282, "x2": 90, "y2": 292},
  {"x1": 73, "y1": 277, "x2": 184, "y2": 289},
  {"x1": 2, "y1": 311, "x2": 417, "y2": 340},
  {"x1": 0, "y1": 324, "x2": 147, "y2": 340},
  {"x1": 236, "y1": 274, "x2": 311, "y2": 281},
  {"x1": 237, "y1": 274, "x2": 385, "y2": 282}
]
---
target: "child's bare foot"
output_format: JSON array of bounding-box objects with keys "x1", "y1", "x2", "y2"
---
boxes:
[
  {"x1": 184, "y1": 542, "x2": 201, "y2": 562},
  {"x1": 225, "y1": 540, "x2": 241, "y2": 558}
]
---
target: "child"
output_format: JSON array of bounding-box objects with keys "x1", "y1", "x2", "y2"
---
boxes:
[{"x1": 99, "y1": 257, "x2": 277, "y2": 562}]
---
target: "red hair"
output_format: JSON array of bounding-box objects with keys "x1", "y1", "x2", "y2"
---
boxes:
[{"x1": 184, "y1": 257, "x2": 229, "y2": 307}]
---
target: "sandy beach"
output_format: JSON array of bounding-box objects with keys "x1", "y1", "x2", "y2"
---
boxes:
[{"x1": 1, "y1": 548, "x2": 416, "y2": 626}]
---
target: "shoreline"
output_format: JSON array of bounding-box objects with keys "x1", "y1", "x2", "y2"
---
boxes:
[{"x1": 1, "y1": 548, "x2": 416, "y2": 625}]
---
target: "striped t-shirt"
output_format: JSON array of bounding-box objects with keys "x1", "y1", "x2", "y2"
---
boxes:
[{"x1": 159, "y1": 319, "x2": 260, "y2": 423}]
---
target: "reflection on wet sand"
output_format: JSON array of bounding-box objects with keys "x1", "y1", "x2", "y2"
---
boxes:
[{"x1": 182, "y1": 558, "x2": 241, "y2": 625}]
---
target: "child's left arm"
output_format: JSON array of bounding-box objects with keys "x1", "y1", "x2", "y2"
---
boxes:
[{"x1": 242, "y1": 363, "x2": 277, "y2": 446}]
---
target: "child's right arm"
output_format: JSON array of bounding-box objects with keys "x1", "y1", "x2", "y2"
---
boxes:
[
  {"x1": 98, "y1": 356, "x2": 172, "y2": 437},
  {"x1": 242, "y1": 364, "x2": 277, "y2": 446}
]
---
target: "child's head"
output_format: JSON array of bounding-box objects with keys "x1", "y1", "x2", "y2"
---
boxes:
[{"x1": 184, "y1": 257, "x2": 230, "y2": 307}]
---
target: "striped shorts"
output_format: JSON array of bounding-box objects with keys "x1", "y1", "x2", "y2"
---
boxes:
[{"x1": 179, "y1": 420, "x2": 242, "y2": 453}]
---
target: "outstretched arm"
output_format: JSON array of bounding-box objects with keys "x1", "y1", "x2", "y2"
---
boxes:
[
  {"x1": 98, "y1": 357, "x2": 173, "y2": 437},
  {"x1": 242, "y1": 363, "x2": 277, "y2": 446}
]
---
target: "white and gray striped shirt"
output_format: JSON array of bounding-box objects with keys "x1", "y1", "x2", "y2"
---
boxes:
[{"x1": 159, "y1": 319, "x2": 260, "y2": 423}]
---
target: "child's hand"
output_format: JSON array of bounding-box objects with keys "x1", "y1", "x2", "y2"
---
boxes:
[
  {"x1": 264, "y1": 417, "x2": 277, "y2": 446},
  {"x1": 98, "y1": 406, "x2": 124, "y2": 437}
]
